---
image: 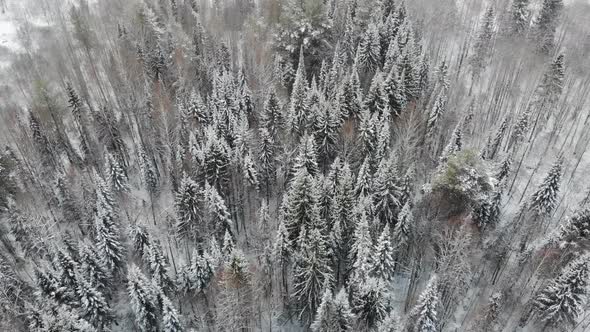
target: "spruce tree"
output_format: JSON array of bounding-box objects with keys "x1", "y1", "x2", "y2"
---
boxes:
[
  {"x1": 349, "y1": 212, "x2": 373, "y2": 283},
  {"x1": 311, "y1": 288, "x2": 335, "y2": 332},
  {"x1": 79, "y1": 240, "x2": 109, "y2": 291},
  {"x1": 174, "y1": 174, "x2": 201, "y2": 241},
  {"x1": 261, "y1": 89, "x2": 284, "y2": 139},
  {"x1": 470, "y1": 6, "x2": 495, "y2": 79},
  {"x1": 509, "y1": 0, "x2": 530, "y2": 36},
  {"x1": 372, "y1": 224, "x2": 395, "y2": 282},
  {"x1": 407, "y1": 276, "x2": 439, "y2": 332},
  {"x1": 373, "y1": 155, "x2": 403, "y2": 228},
  {"x1": 94, "y1": 174, "x2": 123, "y2": 272},
  {"x1": 282, "y1": 168, "x2": 322, "y2": 244},
  {"x1": 377, "y1": 310, "x2": 400, "y2": 332},
  {"x1": 355, "y1": 157, "x2": 373, "y2": 198},
  {"x1": 357, "y1": 23, "x2": 382, "y2": 73},
  {"x1": 332, "y1": 288, "x2": 356, "y2": 331},
  {"x1": 127, "y1": 265, "x2": 159, "y2": 332},
  {"x1": 364, "y1": 71, "x2": 388, "y2": 116},
  {"x1": 530, "y1": 159, "x2": 562, "y2": 216},
  {"x1": 353, "y1": 277, "x2": 390, "y2": 329},
  {"x1": 292, "y1": 227, "x2": 334, "y2": 325},
  {"x1": 204, "y1": 183, "x2": 232, "y2": 239},
  {"x1": 161, "y1": 295, "x2": 183, "y2": 332},
  {"x1": 258, "y1": 127, "x2": 277, "y2": 198},
  {"x1": 288, "y1": 47, "x2": 310, "y2": 137},
  {"x1": 533, "y1": 0, "x2": 564, "y2": 54},
  {"x1": 533, "y1": 254, "x2": 590, "y2": 329},
  {"x1": 145, "y1": 242, "x2": 174, "y2": 294},
  {"x1": 292, "y1": 133, "x2": 320, "y2": 177},
  {"x1": 105, "y1": 153, "x2": 129, "y2": 193},
  {"x1": 76, "y1": 273, "x2": 112, "y2": 328}
]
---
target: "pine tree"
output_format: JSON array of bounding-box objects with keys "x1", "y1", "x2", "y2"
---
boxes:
[
  {"x1": 353, "y1": 277, "x2": 390, "y2": 329},
  {"x1": 288, "y1": 47, "x2": 310, "y2": 137},
  {"x1": 372, "y1": 224, "x2": 395, "y2": 282},
  {"x1": 530, "y1": 159, "x2": 562, "y2": 216},
  {"x1": 533, "y1": 0, "x2": 564, "y2": 53},
  {"x1": 407, "y1": 276, "x2": 439, "y2": 332},
  {"x1": 533, "y1": 254, "x2": 590, "y2": 329},
  {"x1": 175, "y1": 174, "x2": 201, "y2": 241},
  {"x1": 292, "y1": 227, "x2": 334, "y2": 325},
  {"x1": 127, "y1": 265, "x2": 159, "y2": 332}
]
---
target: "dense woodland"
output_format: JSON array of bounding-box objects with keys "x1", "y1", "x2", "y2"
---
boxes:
[{"x1": 0, "y1": 0, "x2": 590, "y2": 331}]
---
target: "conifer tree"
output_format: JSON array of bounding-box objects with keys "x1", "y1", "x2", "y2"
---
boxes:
[
  {"x1": 383, "y1": 65, "x2": 406, "y2": 117},
  {"x1": 372, "y1": 224, "x2": 395, "y2": 282},
  {"x1": 533, "y1": 0, "x2": 563, "y2": 53},
  {"x1": 377, "y1": 310, "x2": 400, "y2": 332},
  {"x1": 355, "y1": 157, "x2": 373, "y2": 198},
  {"x1": 76, "y1": 273, "x2": 112, "y2": 328},
  {"x1": 288, "y1": 47, "x2": 310, "y2": 137},
  {"x1": 282, "y1": 168, "x2": 322, "y2": 244},
  {"x1": 533, "y1": 254, "x2": 590, "y2": 329},
  {"x1": 105, "y1": 153, "x2": 129, "y2": 193},
  {"x1": 221, "y1": 229, "x2": 235, "y2": 259},
  {"x1": 258, "y1": 127, "x2": 277, "y2": 198},
  {"x1": 509, "y1": 0, "x2": 530, "y2": 36},
  {"x1": 349, "y1": 212, "x2": 373, "y2": 283},
  {"x1": 202, "y1": 129, "x2": 230, "y2": 190},
  {"x1": 79, "y1": 240, "x2": 109, "y2": 291},
  {"x1": 217, "y1": 248, "x2": 253, "y2": 330},
  {"x1": 407, "y1": 276, "x2": 439, "y2": 332},
  {"x1": 353, "y1": 277, "x2": 390, "y2": 329},
  {"x1": 373, "y1": 155, "x2": 403, "y2": 228},
  {"x1": 145, "y1": 242, "x2": 174, "y2": 294},
  {"x1": 357, "y1": 23, "x2": 382, "y2": 73},
  {"x1": 204, "y1": 183, "x2": 232, "y2": 239},
  {"x1": 94, "y1": 174, "x2": 123, "y2": 272},
  {"x1": 470, "y1": 6, "x2": 495, "y2": 79},
  {"x1": 127, "y1": 265, "x2": 159, "y2": 332},
  {"x1": 364, "y1": 71, "x2": 388, "y2": 116},
  {"x1": 530, "y1": 159, "x2": 562, "y2": 216},
  {"x1": 261, "y1": 89, "x2": 283, "y2": 139},
  {"x1": 161, "y1": 295, "x2": 183, "y2": 332},
  {"x1": 332, "y1": 288, "x2": 356, "y2": 331},
  {"x1": 175, "y1": 174, "x2": 201, "y2": 241},
  {"x1": 315, "y1": 105, "x2": 340, "y2": 168},
  {"x1": 426, "y1": 90, "x2": 447, "y2": 138},
  {"x1": 311, "y1": 288, "x2": 335, "y2": 332},
  {"x1": 186, "y1": 89, "x2": 210, "y2": 126},
  {"x1": 292, "y1": 133, "x2": 320, "y2": 177},
  {"x1": 292, "y1": 227, "x2": 334, "y2": 325}
]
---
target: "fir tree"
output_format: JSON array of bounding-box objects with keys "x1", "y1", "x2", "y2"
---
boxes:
[
  {"x1": 533, "y1": 254, "x2": 590, "y2": 329},
  {"x1": 530, "y1": 159, "x2": 562, "y2": 216}
]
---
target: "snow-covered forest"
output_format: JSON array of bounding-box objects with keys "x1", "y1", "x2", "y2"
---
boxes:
[{"x1": 0, "y1": 0, "x2": 589, "y2": 331}]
